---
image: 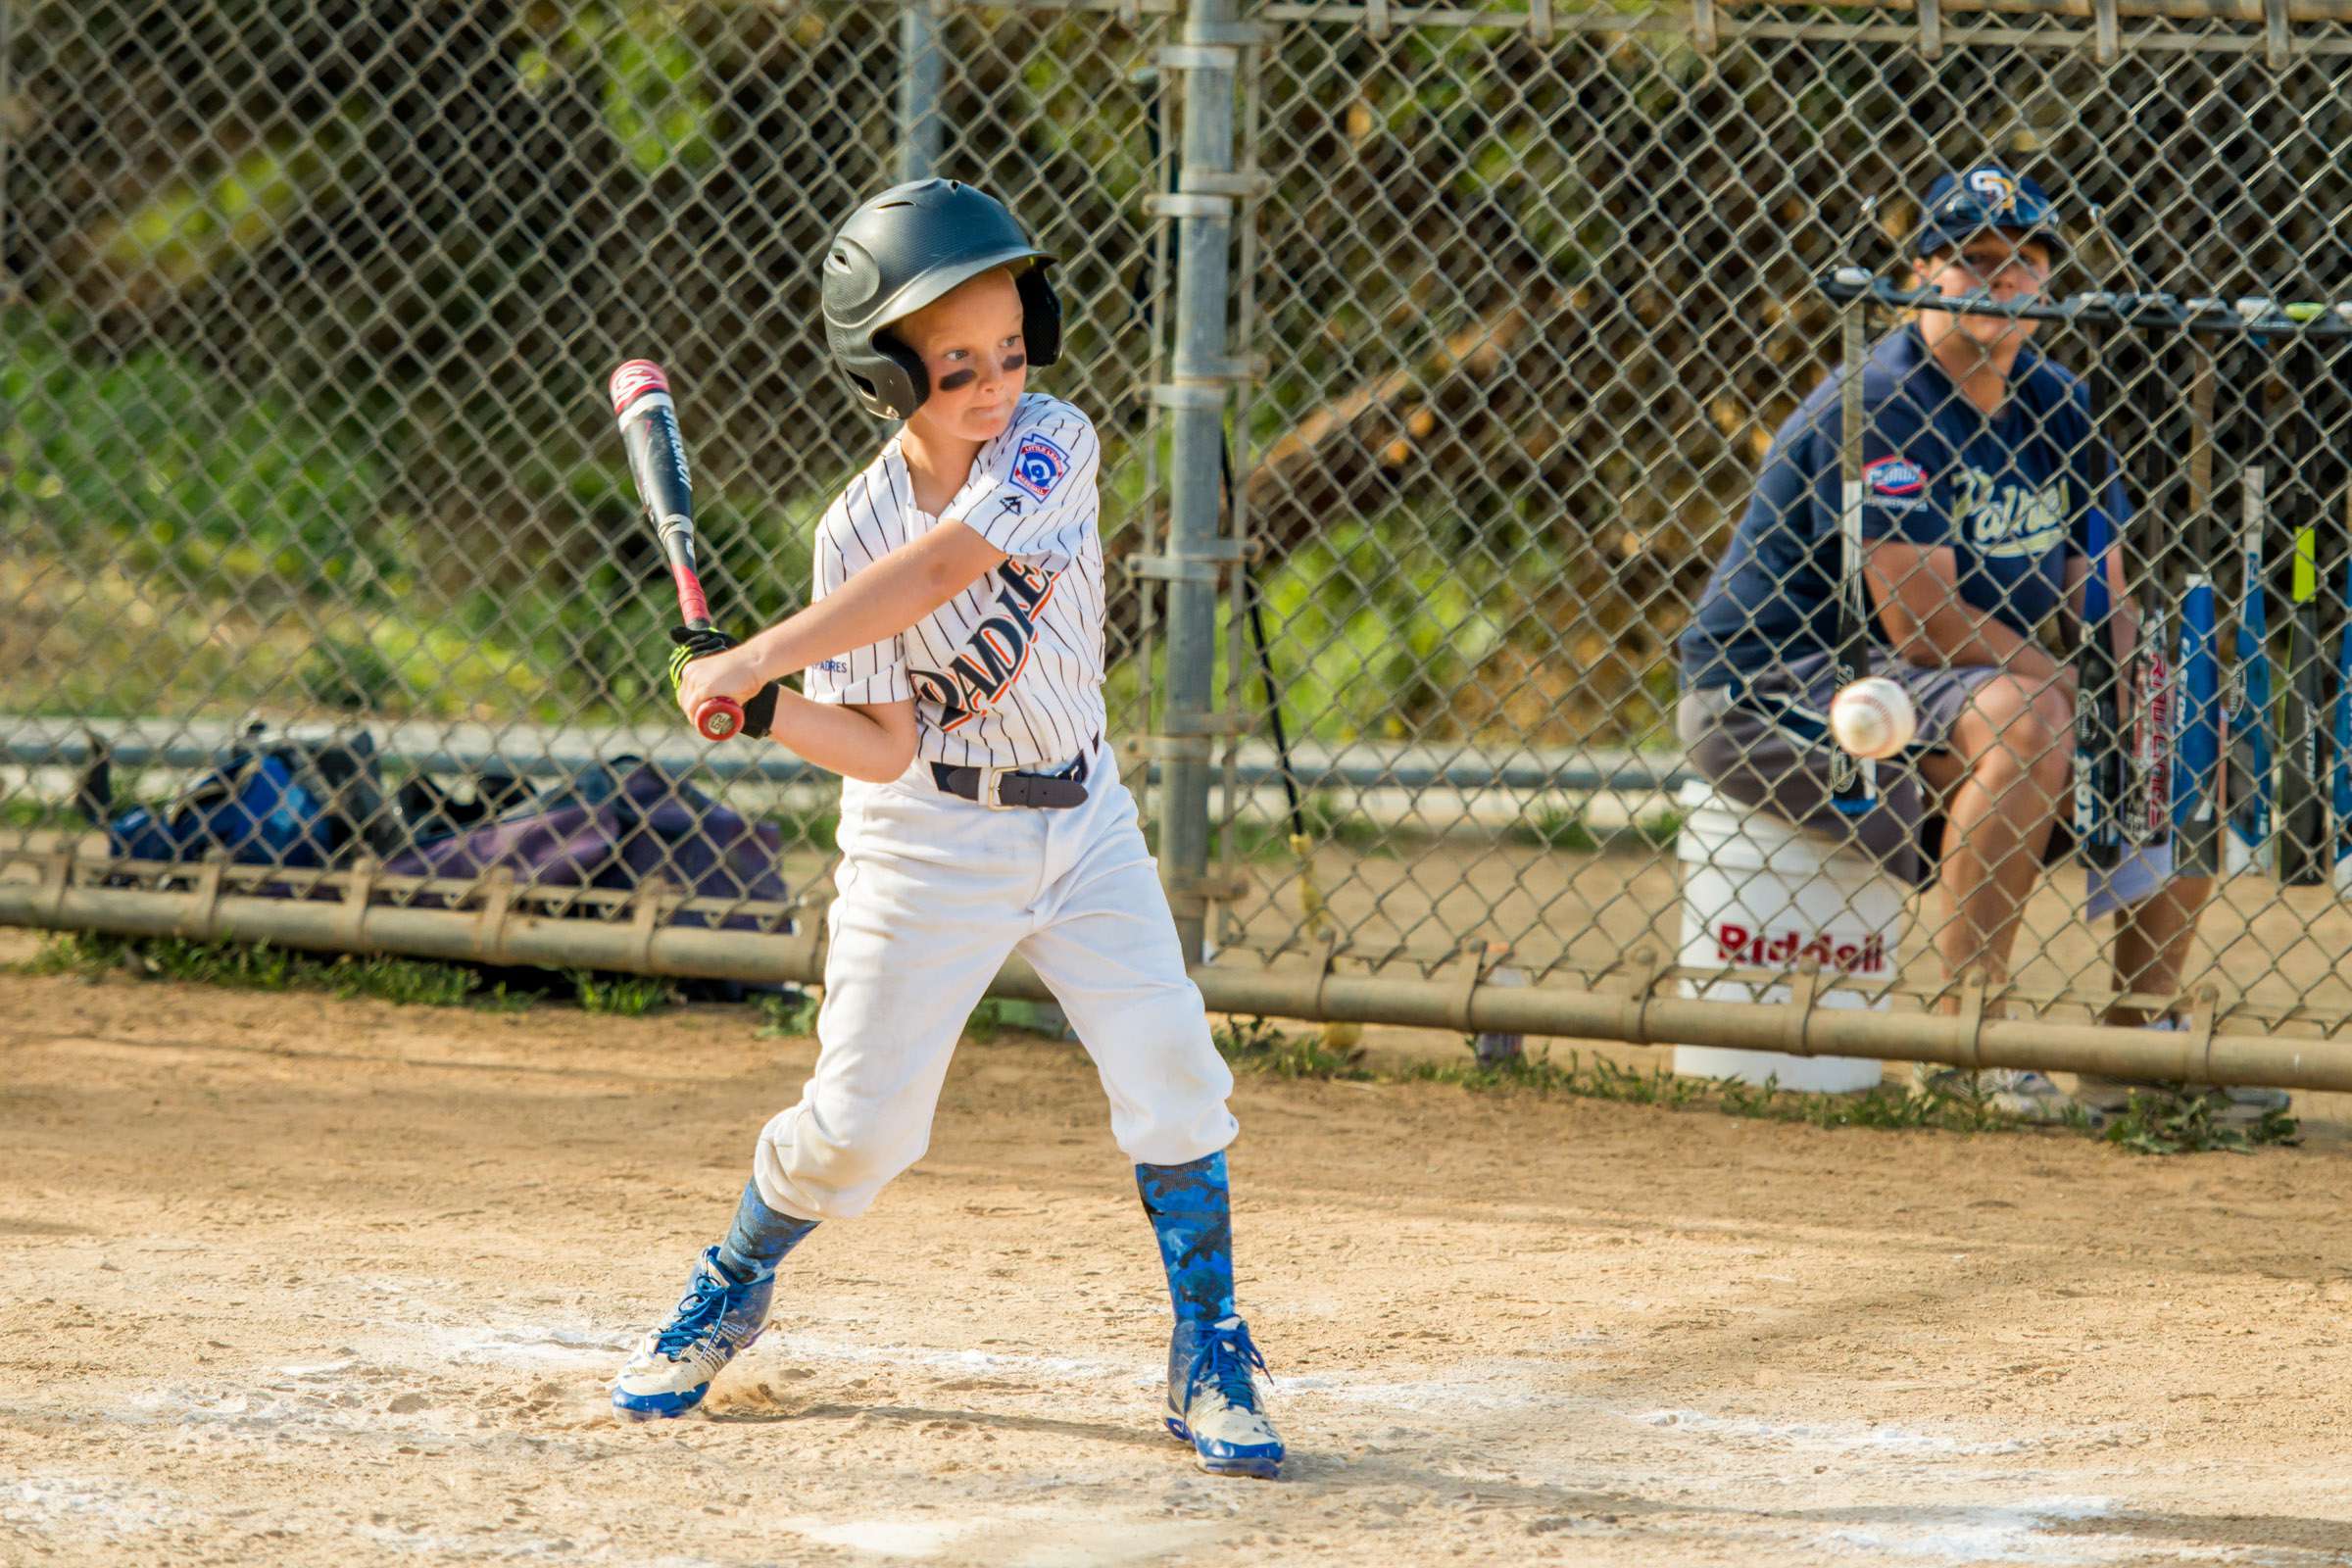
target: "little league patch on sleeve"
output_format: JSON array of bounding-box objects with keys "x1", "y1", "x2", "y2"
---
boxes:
[{"x1": 1009, "y1": 431, "x2": 1071, "y2": 501}]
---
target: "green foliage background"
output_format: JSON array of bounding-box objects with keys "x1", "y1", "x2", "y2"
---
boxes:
[{"x1": 8, "y1": 1, "x2": 2345, "y2": 747}]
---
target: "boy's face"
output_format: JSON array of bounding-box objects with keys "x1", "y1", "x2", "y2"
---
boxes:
[{"x1": 898, "y1": 268, "x2": 1027, "y2": 443}]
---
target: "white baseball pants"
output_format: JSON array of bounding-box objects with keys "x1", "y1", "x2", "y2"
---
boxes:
[{"x1": 752, "y1": 740, "x2": 1239, "y2": 1221}]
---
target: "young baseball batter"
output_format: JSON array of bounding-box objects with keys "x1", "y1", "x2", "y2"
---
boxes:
[{"x1": 610, "y1": 177, "x2": 1283, "y2": 1479}]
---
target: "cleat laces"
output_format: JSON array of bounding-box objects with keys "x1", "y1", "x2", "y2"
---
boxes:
[
  {"x1": 1183, "y1": 1319, "x2": 1268, "y2": 1415},
  {"x1": 651, "y1": 1269, "x2": 738, "y2": 1361}
]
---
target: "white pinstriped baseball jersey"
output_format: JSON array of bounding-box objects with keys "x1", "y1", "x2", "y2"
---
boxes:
[{"x1": 802, "y1": 392, "x2": 1107, "y2": 769}]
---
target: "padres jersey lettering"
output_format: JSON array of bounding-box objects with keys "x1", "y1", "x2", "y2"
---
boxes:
[{"x1": 802, "y1": 394, "x2": 1107, "y2": 767}]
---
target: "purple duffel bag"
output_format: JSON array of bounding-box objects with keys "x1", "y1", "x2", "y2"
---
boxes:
[{"x1": 380, "y1": 760, "x2": 787, "y2": 931}]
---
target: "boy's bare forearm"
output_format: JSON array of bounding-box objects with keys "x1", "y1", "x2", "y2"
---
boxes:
[
  {"x1": 767, "y1": 692, "x2": 916, "y2": 783},
  {"x1": 745, "y1": 523, "x2": 1007, "y2": 682}
]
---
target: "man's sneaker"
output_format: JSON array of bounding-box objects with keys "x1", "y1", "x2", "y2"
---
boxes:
[
  {"x1": 2205, "y1": 1083, "x2": 2293, "y2": 1123},
  {"x1": 2073, "y1": 1071, "x2": 2180, "y2": 1120},
  {"x1": 1165, "y1": 1315, "x2": 1284, "y2": 1479},
  {"x1": 612, "y1": 1248, "x2": 775, "y2": 1421},
  {"x1": 2078, "y1": 1022, "x2": 2292, "y2": 1130},
  {"x1": 1911, "y1": 1064, "x2": 2081, "y2": 1124},
  {"x1": 2079, "y1": 1075, "x2": 2291, "y2": 1131},
  {"x1": 2088, "y1": 1081, "x2": 2285, "y2": 1128}
]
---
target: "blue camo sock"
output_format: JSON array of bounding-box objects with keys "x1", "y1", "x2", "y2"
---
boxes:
[
  {"x1": 1136, "y1": 1152, "x2": 1236, "y2": 1326},
  {"x1": 714, "y1": 1179, "x2": 819, "y2": 1282}
]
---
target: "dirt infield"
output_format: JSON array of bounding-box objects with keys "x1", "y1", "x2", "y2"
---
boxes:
[{"x1": 5, "y1": 939, "x2": 2352, "y2": 1567}]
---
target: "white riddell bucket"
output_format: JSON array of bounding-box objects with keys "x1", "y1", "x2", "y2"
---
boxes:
[{"x1": 1673, "y1": 780, "x2": 1902, "y2": 1094}]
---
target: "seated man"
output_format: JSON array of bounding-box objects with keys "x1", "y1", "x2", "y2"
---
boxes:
[{"x1": 1674, "y1": 164, "x2": 2256, "y2": 1123}]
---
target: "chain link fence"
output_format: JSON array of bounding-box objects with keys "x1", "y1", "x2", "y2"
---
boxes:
[
  {"x1": 9, "y1": 0, "x2": 2352, "y2": 1067},
  {"x1": 3, "y1": 0, "x2": 1172, "y2": 950},
  {"x1": 1209, "y1": 0, "x2": 2352, "y2": 1056}
]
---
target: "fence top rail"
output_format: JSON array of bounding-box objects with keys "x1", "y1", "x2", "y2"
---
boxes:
[
  {"x1": 1249, "y1": 0, "x2": 2352, "y2": 37},
  {"x1": 931, "y1": 0, "x2": 1182, "y2": 16}
]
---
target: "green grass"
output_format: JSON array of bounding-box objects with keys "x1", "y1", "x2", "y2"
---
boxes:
[
  {"x1": 1219, "y1": 794, "x2": 1385, "y2": 861},
  {"x1": 6, "y1": 311, "x2": 825, "y2": 726},
  {"x1": 769, "y1": 807, "x2": 842, "y2": 855},
  {"x1": 1634, "y1": 808, "x2": 1686, "y2": 851},
  {"x1": 1510, "y1": 807, "x2": 1600, "y2": 853},
  {"x1": 1404, "y1": 1047, "x2": 2028, "y2": 1134},
  {"x1": 19, "y1": 931, "x2": 533, "y2": 1009},
  {"x1": 1213, "y1": 1014, "x2": 1375, "y2": 1080},
  {"x1": 1505, "y1": 807, "x2": 1684, "y2": 854},
  {"x1": 756, "y1": 989, "x2": 822, "y2": 1039},
  {"x1": 1, "y1": 798, "x2": 79, "y2": 831},
  {"x1": 2101, "y1": 1090, "x2": 2301, "y2": 1155},
  {"x1": 753, "y1": 993, "x2": 1065, "y2": 1045},
  {"x1": 1206, "y1": 1015, "x2": 2301, "y2": 1152},
  {"x1": 21, "y1": 931, "x2": 705, "y2": 1016},
  {"x1": 566, "y1": 968, "x2": 675, "y2": 1016},
  {"x1": 5, "y1": 310, "x2": 398, "y2": 607}
]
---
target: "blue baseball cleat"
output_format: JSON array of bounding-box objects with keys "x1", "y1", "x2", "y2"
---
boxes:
[
  {"x1": 1165, "y1": 1315, "x2": 1284, "y2": 1479},
  {"x1": 611, "y1": 1248, "x2": 775, "y2": 1421}
]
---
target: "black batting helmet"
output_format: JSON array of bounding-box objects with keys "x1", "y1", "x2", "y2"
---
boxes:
[{"x1": 820, "y1": 179, "x2": 1063, "y2": 420}]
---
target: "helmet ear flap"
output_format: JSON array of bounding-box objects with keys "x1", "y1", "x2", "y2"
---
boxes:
[
  {"x1": 1016, "y1": 265, "x2": 1062, "y2": 368},
  {"x1": 865, "y1": 330, "x2": 928, "y2": 419}
]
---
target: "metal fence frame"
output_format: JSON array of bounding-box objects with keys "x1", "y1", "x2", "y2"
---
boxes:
[{"x1": 9, "y1": 0, "x2": 2352, "y2": 1084}]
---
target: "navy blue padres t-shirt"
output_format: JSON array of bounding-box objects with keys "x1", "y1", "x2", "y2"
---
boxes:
[{"x1": 1679, "y1": 323, "x2": 2125, "y2": 692}]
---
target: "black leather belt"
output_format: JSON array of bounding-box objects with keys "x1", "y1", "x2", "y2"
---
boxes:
[{"x1": 930, "y1": 738, "x2": 1096, "y2": 809}]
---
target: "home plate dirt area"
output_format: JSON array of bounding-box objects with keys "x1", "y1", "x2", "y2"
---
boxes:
[{"x1": 4, "y1": 953, "x2": 2350, "y2": 1566}]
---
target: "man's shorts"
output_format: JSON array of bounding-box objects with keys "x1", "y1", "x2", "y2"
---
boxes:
[{"x1": 1677, "y1": 650, "x2": 2175, "y2": 919}]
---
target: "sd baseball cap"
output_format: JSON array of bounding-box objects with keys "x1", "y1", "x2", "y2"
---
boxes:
[{"x1": 1915, "y1": 165, "x2": 2066, "y2": 261}]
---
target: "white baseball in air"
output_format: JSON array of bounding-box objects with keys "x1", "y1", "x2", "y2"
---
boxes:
[{"x1": 1830, "y1": 677, "x2": 1917, "y2": 760}]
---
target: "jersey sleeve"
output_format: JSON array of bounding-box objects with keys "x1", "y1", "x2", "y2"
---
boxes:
[
  {"x1": 940, "y1": 405, "x2": 1101, "y2": 575},
  {"x1": 1840, "y1": 396, "x2": 1951, "y2": 547},
  {"x1": 800, "y1": 522, "x2": 915, "y2": 707}
]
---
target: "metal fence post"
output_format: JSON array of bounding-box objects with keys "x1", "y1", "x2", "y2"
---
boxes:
[
  {"x1": 898, "y1": 0, "x2": 945, "y2": 181},
  {"x1": 1, "y1": 0, "x2": 15, "y2": 497},
  {"x1": 1147, "y1": 0, "x2": 1247, "y2": 960}
]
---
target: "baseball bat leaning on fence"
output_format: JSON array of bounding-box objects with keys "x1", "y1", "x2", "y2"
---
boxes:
[
  {"x1": 2228, "y1": 331, "x2": 2276, "y2": 866},
  {"x1": 2280, "y1": 334, "x2": 2328, "y2": 886},
  {"x1": 2074, "y1": 298, "x2": 2127, "y2": 868},
  {"x1": 2123, "y1": 321, "x2": 2171, "y2": 854},
  {"x1": 2333, "y1": 438, "x2": 2352, "y2": 876},
  {"x1": 610, "y1": 360, "x2": 744, "y2": 743},
  {"x1": 2126, "y1": 293, "x2": 2173, "y2": 859},
  {"x1": 2309, "y1": 312, "x2": 2352, "y2": 881},
  {"x1": 2082, "y1": 217, "x2": 2175, "y2": 858},
  {"x1": 2173, "y1": 340, "x2": 2225, "y2": 876}
]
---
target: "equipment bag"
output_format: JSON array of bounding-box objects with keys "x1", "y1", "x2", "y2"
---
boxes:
[{"x1": 85, "y1": 722, "x2": 384, "y2": 869}]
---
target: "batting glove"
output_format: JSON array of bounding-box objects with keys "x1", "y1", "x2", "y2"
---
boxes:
[
  {"x1": 667, "y1": 625, "x2": 738, "y2": 696},
  {"x1": 666, "y1": 626, "x2": 781, "y2": 741}
]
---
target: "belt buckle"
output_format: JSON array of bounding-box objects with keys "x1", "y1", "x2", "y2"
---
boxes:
[{"x1": 974, "y1": 763, "x2": 1013, "y2": 809}]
